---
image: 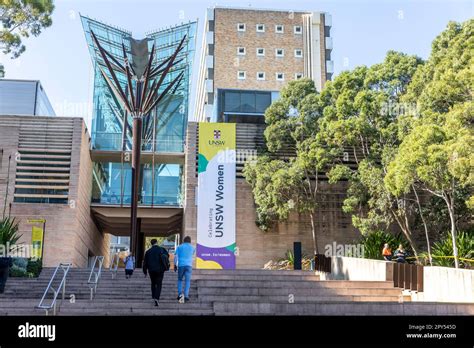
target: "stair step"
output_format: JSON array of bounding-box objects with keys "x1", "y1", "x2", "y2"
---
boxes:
[{"x1": 1, "y1": 268, "x2": 437, "y2": 315}]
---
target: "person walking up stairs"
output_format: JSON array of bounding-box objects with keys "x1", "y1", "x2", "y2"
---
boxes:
[
  {"x1": 143, "y1": 239, "x2": 170, "y2": 307},
  {"x1": 174, "y1": 236, "x2": 195, "y2": 303}
]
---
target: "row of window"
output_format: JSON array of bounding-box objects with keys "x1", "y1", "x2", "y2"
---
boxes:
[
  {"x1": 237, "y1": 47, "x2": 303, "y2": 58},
  {"x1": 237, "y1": 71, "x2": 303, "y2": 81},
  {"x1": 237, "y1": 23, "x2": 302, "y2": 34}
]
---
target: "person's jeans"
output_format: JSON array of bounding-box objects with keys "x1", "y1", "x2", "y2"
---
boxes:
[
  {"x1": 148, "y1": 271, "x2": 164, "y2": 300},
  {"x1": 177, "y1": 266, "x2": 192, "y2": 298},
  {"x1": 0, "y1": 266, "x2": 9, "y2": 293}
]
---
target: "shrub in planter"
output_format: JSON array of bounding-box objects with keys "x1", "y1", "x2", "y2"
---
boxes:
[
  {"x1": 27, "y1": 259, "x2": 43, "y2": 277},
  {"x1": 356, "y1": 231, "x2": 409, "y2": 260},
  {"x1": 9, "y1": 264, "x2": 28, "y2": 277},
  {"x1": 426, "y1": 229, "x2": 474, "y2": 268},
  {"x1": 12, "y1": 257, "x2": 28, "y2": 270}
]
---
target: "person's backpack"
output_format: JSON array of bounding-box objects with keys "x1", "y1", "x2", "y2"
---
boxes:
[{"x1": 160, "y1": 248, "x2": 170, "y2": 272}]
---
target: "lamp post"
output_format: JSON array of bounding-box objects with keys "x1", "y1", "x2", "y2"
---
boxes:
[{"x1": 90, "y1": 31, "x2": 186, "y2": 256}]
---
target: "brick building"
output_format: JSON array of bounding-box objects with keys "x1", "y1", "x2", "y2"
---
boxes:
[
  {"x1": 186, "y1": 7, "x2": 362, "y2": 269},
  {"x1": 195, "y1": 6, "x2": 333, "y2": 123},
  {"x1": 0, "y1": 116, "x2": 109, "y2": 267}
]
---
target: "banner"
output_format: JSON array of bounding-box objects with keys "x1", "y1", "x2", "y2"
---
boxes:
[
  {"x1": 196, "y1": 123, "x2": 236, "y2": 269},
  {"x1": 31, "y1": 225, "x2": 44, "y2": 260}
]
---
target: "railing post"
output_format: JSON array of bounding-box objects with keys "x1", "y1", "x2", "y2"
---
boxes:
[
  {"x1": 417, "y1": 265, "x2": 424, "y2": 292},
  {"x1": 404, "y1": 263, "x2": 410, "y2": 289}
]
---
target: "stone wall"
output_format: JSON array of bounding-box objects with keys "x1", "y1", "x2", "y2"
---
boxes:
[{"x1": 0, "y1": 116, "x2": 109, "y2": 267}]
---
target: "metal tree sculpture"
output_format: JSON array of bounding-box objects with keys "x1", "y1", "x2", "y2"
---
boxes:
[{"x1": 90, "y1": 30, "x2": 186, "y2": 256}]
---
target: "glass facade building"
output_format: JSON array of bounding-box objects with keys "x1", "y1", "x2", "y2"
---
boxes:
[
  {"x1": 81, "y1": 16, "x2": 196, "y2": 207},
  {"x1": 0, "y1": 79, "x2": 56, "y2": 116}
]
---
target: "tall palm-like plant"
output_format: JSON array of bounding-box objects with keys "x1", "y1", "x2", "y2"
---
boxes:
[{"x1": 0, "y1": 216, "x2": 21, "y2": 248}]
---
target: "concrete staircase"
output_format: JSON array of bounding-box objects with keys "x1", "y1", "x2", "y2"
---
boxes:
[{"x1": 1, "y1": 268, "x2": 472, "y2": 315}]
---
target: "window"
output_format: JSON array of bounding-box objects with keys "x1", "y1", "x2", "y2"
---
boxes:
[
  {"x1": 219, "y1": 89, "x2": 272, "y2": 115},
  {"x1": 257, "y1": 72, "x2": 265, "y2": 80},
  {"x1": 295, "y1": 73, "x2": 303, "y2": 80},
  {"x1": 294, "y1": 26, "x2": 302, "y2": 34},
  {"x1": 237, "y1": 23, "x2": 246, "y2": 32},
  {"x1": 275, "y1": 25, "x2": 284, "y2": 33},
  {"x1": 276, "y1": 72, "x2": 285, "y2": 81},
  {"x1": 256, "y1": 24, "x2": 265, "y2": 32},
  {"x1": 275, "y1": 49, "x2": 284, "y2": 57},
  {"x1": 255, "y1": 93, "x2": 272, "y2": 113},
  {"x1": 224, "y1": 91, "x2": 241, "y2": 112},
  {"x1": 241, "y1": 93, "x2": 256, "y2": 112},
  {"x1": 294, "y1": 49, "x2": 303, "y2": 58},
  {"x1": 256, "y1": 48, "x2": 265, "y2": 56},
  {"x1": 237, "y1": 71, "x2": 246, "y2": 80},
  {"x1": 237, "y1": 47, "x2": 246, "y2": 55}
]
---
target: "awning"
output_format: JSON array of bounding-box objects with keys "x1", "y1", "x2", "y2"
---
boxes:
[{"x1": 91, "y1": 205, "x2": 183, "y2": 237}]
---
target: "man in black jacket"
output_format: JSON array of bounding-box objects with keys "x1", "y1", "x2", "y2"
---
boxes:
[
  {"x1": 0, "y1": 257, "x2": 13, "y2": 294},
  {"x1": 142, "y1": 239, "x2": 169, "y2": 306}
]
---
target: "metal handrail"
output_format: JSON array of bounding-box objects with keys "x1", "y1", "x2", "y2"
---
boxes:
[
  {"x1": 110, "y1": 252, "x2": 120, "y2": 279},
  {"x1": 37, "y1": 263, "x2": 71, "y2": 316},
  {"x1": 87, "y1": 256, "x2": 104, "y2": 300}
]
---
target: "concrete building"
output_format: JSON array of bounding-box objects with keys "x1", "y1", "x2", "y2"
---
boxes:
[
  {"x1": 195, "y1": 6, "x2": 333, "y2": 123},
  {"x1": 0, "y1": 115, "x2": 109, "y2": 267},
  {"x1": 0, "y1": 79, "x2": 56, "y2": 117}
]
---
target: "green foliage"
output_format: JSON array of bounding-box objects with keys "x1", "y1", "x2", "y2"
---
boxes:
[
  {"x1": 12, "y1": 257, "x2": 28, "y2": 269},
  {"x1": 8, "y1": 258, "x2": 42, "y2": 277},
  {"x1": 0, "y1": 216, "x2": 21, "y2": 246},
  {"x1": 424, "y1": 230, "x2": 474, "y2": 268},
  {"x1": 0, "y1": 0, "x2": 55, "y2": 60},
  {"x1": 9, "y1": 264, "x2": 27, "y2": 277},
  {"x1": 357, "y1": 231, "x2": 409, "y2": 260},
  {"x1": 27, "y1": 258, "x2": 42, "y2": 277},
  {"x1": 419, "y1": 187, "x2": 472, "y2": 237},
  {"x1": 282, "y1": 250, "x2": 295, "y2": 266},
  {"x1": 244, "y1": 78, "x2": 331, "y2": 253},
  {"x1": 245, "y1": 19, "x2": 473, "y2": 262},
  {"x1": 403, "y1": 20, "x2": 473, "y2": 117}
]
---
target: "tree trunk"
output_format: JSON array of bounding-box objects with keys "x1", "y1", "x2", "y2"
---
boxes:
[
  {"x1": 444, "y1": 194, "x2": 459, "y2": 268},
  {"x1": 404, "y1": 229, "x2": 419, "y2": 261},
  {"x1": 309, "y1": 211, "x2": 318, "y2": 255},
  {"x1": 391, "y1": 208, "x2": 419, "y2": 261},
  {"x1": 412, "y1": 185, "x2": 432, "y2": 266}
]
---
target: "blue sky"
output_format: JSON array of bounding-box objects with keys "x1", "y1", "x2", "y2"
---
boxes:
[{"x1": 1, "y1": 0, "x2": 472, "y2": 126}]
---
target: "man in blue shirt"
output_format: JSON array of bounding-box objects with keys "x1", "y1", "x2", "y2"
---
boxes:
[{"x1": 174, "y1": 236, "x2": 195, "y2": 302}]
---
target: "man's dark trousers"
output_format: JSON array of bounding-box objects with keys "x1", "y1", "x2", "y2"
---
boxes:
[{"x1": 149, "y1": 271, "x2": 165, "y2": 300}]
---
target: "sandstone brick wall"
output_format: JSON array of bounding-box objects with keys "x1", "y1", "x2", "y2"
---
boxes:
[
  {"x1": 214, "y1": 8, "x2": 307, "y2": 91},
  {"x1": 70, "y1": 119, "x2": 110, "y2": 267},
  {"x1": 0, "y1": 125, "x2": 19, "y2": 217},
  {"x1": 0, "y1": 116, "x2": 109, "y2": 268}
]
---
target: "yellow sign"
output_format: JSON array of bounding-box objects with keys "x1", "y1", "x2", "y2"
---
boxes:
[
  {"x1": 31, "y1": 225, "x2": 44, "y2": 259},
  {"x1": 27, "y1": 219, "x2": 46, "y2": 224}
]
